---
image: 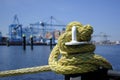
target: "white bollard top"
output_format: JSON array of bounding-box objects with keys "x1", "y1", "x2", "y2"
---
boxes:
[{"x1": 65, "y1": 26, "x2": 90, "y2": 45}]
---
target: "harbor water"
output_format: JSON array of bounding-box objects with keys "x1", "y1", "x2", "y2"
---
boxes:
[{"x1": 0, "y1": 45, "x2": 120, "y2": 80}]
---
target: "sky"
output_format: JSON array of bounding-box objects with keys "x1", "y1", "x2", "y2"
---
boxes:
[{"x1": 0, "y1": 0, "x2": 120, "y2": 41}]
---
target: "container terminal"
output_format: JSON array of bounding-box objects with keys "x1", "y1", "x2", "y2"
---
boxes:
[
  {"x1": 0, "y1": 15, "x2": 66, "y2": 45},
  {"x1": 0, "y1": 15, "x2": 120, "y2": 45}
]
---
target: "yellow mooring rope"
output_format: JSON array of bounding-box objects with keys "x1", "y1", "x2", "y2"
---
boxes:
[
  {"x1": 0, "y1": 65, "x2": 51, "y2": 77},
  {"x1": 0, "y1": 21, "x2": 112, "y2": 77},
  {"x1": 48, "y1": 21, "x2": 112, "y2": 74}
]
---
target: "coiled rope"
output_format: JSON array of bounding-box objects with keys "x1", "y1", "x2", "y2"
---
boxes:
[{"x1": 49, "y1": 21, "x2": 112, "y2": 74}]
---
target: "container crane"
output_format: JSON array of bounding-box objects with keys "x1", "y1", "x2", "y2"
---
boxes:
[
  {"x1": 9, "y1": 15, "x2": 22, "y2": 41},
  {"x1": 92, "y1": 32, "x2": 111, "y2": 44},
  {"x1": 29, "y1": 16, "x2": 66, "y2": 43}
]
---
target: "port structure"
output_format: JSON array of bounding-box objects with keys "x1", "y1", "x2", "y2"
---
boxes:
[
  {"x1": 28, "y1": 16, "x2": 66, "y2": 44},
  {"x1": 9, "y1": 15, "x2": 22, "y2": 42},
  {"x1": 8, "y1": 15, "x2": 66, "y2": 44},
  {"x1": 92, "y1": 32, "x2": 111, "y2": 44}
]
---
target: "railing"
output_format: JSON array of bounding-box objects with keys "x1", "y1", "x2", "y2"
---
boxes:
[
  {"x1": 0, "y1": 66, "x2": 120, "y2": 80},
  {"x1": 108, "y1": 70, "x2": 120, "y2": 80}
]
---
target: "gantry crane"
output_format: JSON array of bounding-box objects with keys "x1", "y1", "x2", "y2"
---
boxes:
[
  {"x1": 29, "y1": 16, "x2": 66, "y2": 43},
  {"x1": 92, "y1": 32, "x2": 111, "y2": 44},
  {"x1": 9, "y1": 15, "x2": 22, "y2": 41}
]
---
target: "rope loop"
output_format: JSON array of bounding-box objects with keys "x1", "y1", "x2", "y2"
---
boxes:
[{"x1": 49, "y1": 21, "x2": 112, "y2": 74}]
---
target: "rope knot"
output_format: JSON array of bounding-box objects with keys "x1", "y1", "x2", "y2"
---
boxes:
[{"x1": 49, "y1": 21, "x2": 112, "y2": 74}]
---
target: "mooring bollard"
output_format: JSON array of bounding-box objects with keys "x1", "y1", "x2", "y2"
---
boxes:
[
  {"x1": 48, "y1": 22, "x2": 112, "y2": 80},
  {"x1": 65, "y1": 75, "x2": 70, "y2": 80},
  {"x1": 30, "y1": 35, "x2": 33, "y2": 50},
  {"x1": 6, "y1": 38, "x2": 10, "y2": 47},
  {"x1": 64, "y1": 68, "x2": 109, "y2": 80},
  {"x1": 50, "y1": 38, "x2": 52, "y2": 50},
  {"x1": 65, "y1": 74, "x2": 81, "y2": 80},
  {"x1": 63, "y1": 26, "x2": 110, "y2": 80},
  {"x1": 22, "y1": 34, "x2": 26, "y2": 50}
]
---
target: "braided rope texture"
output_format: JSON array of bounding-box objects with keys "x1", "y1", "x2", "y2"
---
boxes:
[
  {"x1": 0, "y1": 65, "x2": 51, "y2": 77},
  {"x1": 49, "y1": 21, "x2": 112, "y2": 74}
]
